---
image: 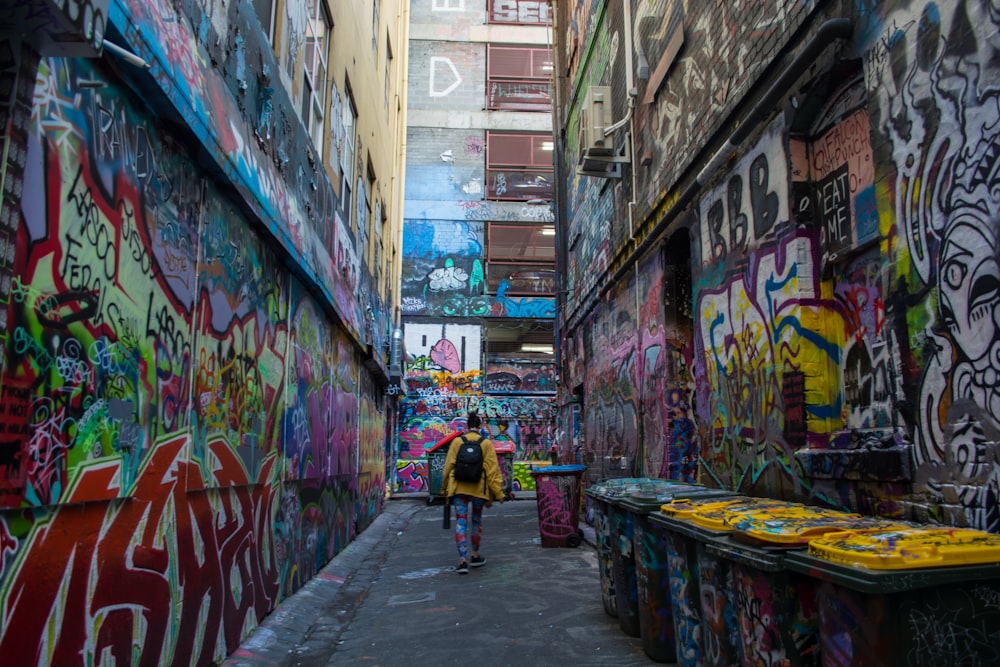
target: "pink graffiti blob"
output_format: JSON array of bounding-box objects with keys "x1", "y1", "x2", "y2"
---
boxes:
[
  {"x1": 430, "y1": 339, "x2": 461, "y2": 373},
  {"x1": 537, "y1": 479, "x2": 574, "y2": 541}
]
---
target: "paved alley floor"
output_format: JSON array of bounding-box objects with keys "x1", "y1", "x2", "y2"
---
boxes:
[{"x1": 222, "y1": 497, "x2": 654, "y2": 667}]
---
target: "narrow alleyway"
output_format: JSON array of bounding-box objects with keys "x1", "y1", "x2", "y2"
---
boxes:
[{"x1": 222, "y1": 498, "x2": 654, "y2": 667}]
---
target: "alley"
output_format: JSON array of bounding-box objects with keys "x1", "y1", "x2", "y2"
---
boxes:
[{"x1": 222, "y1": 498, "x2": 653, "y2": 667}]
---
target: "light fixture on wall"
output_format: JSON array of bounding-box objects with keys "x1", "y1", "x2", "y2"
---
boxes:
[
  {"x1": 540, "y1": 226, "x2": 556, "y2": 236},
  {"x1": 521, "y1": 344, "x2": 554, "y2": 354},
  {"x1": 102, "y1": 39, "x2": 151, "y2": 69}
]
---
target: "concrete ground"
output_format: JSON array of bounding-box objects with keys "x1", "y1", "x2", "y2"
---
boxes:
[{"x1": 221, "y1": 496, "x2": 656, "y2": 667}]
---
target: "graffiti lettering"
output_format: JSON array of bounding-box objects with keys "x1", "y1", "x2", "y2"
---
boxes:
[
  {"x1": 819, "y1": 164, "x2": 850, "y2": 249},
  {"x1": 68, "y1": 166, "x2": 118, "y2": 281},
  {"x1": 490, "y1": 0, "x2": 551, "y2": 24}
]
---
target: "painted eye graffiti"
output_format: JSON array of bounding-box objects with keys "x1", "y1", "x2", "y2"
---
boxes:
[{"x1": 943, "y1": 256, "x2": 968, "y2": 290}]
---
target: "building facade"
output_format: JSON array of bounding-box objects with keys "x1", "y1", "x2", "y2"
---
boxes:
[
  {"x1": 0, "y1": 0, "x2": 406, "y2": 663},
  {"x1": 553, "y1": 0, "x2": 999, "y2": 533},
  {"x1": 395, "y1": 0, "x2": 560, "y2": 494}
]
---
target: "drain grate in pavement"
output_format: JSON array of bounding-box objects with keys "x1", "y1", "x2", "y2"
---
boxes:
[{"x1": 388, "y1": 592, "x2": 436, "y2": 606}]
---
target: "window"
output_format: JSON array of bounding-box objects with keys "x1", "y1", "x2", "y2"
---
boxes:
[
  {"x1": 366, "y1": 163, "x2": 376, "y2": 223},
  {"x1": 341, "y1": 85, "x2": 357, "y2": 215},
  {"x1": 356, "y1": 159, "x2": 374, "y2": 251},
  {"x1": 281, "y1": 6, "x2": 295, "y2": 81},
  {"x1": 487, "y1": 223, "x2": 555, "y2": 295},
  {"x1": 356, "y1": 173, "x2": 368, "y2": 243},
  {"x1": 484, "y1": 320, "x2": 556, "y2": 394},
  {"x1": 303, "y1": 0, "x2": 331, "y2": 156},
  {"x1": 487, "y1": 45, "x2": 552, "y2": 111},
  {"x1": 488, "y1": 0, "x2": 553, "y2": 25},
  {"x1": 433, "y1": 0, "x2": 464, "y2": 10},
  {"x1": 486, "y1": 132, "x2": 554, "y2": 201},
  {"x1": 374, "y1": 198, "x2": 384, "y2": 293},
  {"x1": 384, "y1": 38, "x2": 393, "y2": 111}
]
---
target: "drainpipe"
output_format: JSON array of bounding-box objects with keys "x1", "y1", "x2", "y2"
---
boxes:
[
  {"x1": 621, "y1": 0, "x2": 638, "y2": 240},
  {"x1": 595, "y1": 17, "x2": 853, "y2": 302}
]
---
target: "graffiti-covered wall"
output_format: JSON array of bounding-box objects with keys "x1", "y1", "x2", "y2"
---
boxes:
[
  {"x1": 396, "y1": 214, "x2": 557, "y2": 491},
  {"x1": 399, "y1": 1, "x2": 557, "y2": 493},
  {"x1": 0, "y1": 1, "x2": 392, "y2": 664},
  {"x1": 577, "y1": 245, "x2": 697, "y2": 484},
  {"x1": 556, "y1": 0, "x2": 1000, "y2": 532},
  {"x1": 396, "y1": 394, "x2": 556, "y2": 494},
  {"x1": 863, "y1": 0, "x2": 1000, "y2": 529}
]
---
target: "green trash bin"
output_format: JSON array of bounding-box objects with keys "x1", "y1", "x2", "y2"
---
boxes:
[
  {"x1": 705, "y1": 503, "x2": 912, "y2": 667},
  {"x1": 703, "y1": 534, "x2": 820, "y2": 666},
  {"x1": 619, "y1": 486, "x2": 737, "y2": 663},
  {"x1": 604, "y1": 479, "x2": 696, "y2": 638},
  {"x1": 493, "y1": 441, "x2": 516, "y2": 499},
  {"x1": 651, "y1": 496, "x2": 800, "y2": 667},
  {"x1": 530, "y1": 464, "x2": 587, "y2": 547},
  {"x1": 785, "y1": 526, "x2": 1000, "y2": 667},
  {"x1": 424, "y1": 434, "x2": 457, "y2": 503},
  {"x1": 584, "y1": 478, "x2": 656, "y2": 619}
]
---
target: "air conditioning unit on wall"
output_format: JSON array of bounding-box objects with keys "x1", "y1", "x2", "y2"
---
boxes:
[
  {"x1": 577, "y1": 85, "x2": 628, "y2": 178},
  {"x1": 579, "y1": 86, "x2": 613, "y2": 156}
]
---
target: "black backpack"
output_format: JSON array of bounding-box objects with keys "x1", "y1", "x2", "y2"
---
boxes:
[{"x1": 453, "y1": 433, "x2": 484, "y2": 483}]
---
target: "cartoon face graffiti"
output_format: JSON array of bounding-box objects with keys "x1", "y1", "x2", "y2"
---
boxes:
[{"x1": 938, "y1": 215, "x2": 1000, "y2": 416}]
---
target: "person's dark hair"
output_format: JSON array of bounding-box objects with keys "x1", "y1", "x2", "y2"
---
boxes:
[{"x1": 466, "y1": 410, "x2": 481, "y2": 429}]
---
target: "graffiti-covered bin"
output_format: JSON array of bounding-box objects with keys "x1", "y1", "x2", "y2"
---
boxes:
[
  {"x1": 425, "y1": 432, "x2": 462, "y2": 501},
  {"x1": 719, "y1": 506, "x2": 918, "y2": 667},
  {"x1": 530, "y1": 465, "x2": 586, "y2": 548},
  {"x1": 786, "y1": 527, "x2": 1000, "y2": 667},
  {"x1": 652, "y1": 497, "x2": 797, "y2": 667},
  {"x1": 494, "y1": 441, "x2": 516, "y2": 499},
  {"x1": 585, "y1": 479, "x2": 680, "y2": 637},
  {"x1": 618, "y1": 486, "x2": 737, "y2": 663},
  {"x1": 702, "y1": 538, "x2": 820, "y2": 667},
  {"x1": 603, "y1": 479, "x2": 700, "y2": 640},
  {"x1": 669, "y1": 499, "x2": 902, "y2": 667},
  {"x1": 584, "y1": 478, "x2": 656, "y2": 619}
]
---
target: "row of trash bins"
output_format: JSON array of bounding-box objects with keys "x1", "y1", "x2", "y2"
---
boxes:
[{"x1": 586, "y1": 478, "x2": 1000, "y2": 666}]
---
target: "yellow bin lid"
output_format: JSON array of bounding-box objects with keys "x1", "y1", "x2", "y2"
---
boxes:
[
  {"x1": 731, "y1": 509, "x2": 905, "y2": 547},
  {"x1": 807, "y1": 527, "x2": 1000, "y2": 570},
  {"x1": 659, "y1": 496, "x2": 753, "y2": 520},
  {"x1": 659, "y1": 497, "x2": 797, "y2": 532}
]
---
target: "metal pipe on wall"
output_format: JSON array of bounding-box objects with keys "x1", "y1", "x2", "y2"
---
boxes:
[{"x1": 593, "y1": 17, "x2": 853, "y2": 305}]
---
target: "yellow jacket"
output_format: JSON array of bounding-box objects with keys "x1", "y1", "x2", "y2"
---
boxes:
[{"x1": 442, "y1": 431, "x2": 504, "y2": 505}]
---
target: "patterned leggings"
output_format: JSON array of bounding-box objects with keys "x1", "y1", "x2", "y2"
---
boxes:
[{"x1": 453, "y1": 495, "x2": 485, "y2": 561}]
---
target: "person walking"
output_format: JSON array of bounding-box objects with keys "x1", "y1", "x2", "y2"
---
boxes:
[{"x1": 442, "y1": 410, "x2": 505, "y2": 574}]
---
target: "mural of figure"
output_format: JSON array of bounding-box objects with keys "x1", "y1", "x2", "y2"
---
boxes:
[
  {"x1": 936, "y1": 217, "x2": 1000, "y2": 426},
  {"x1": 876, "y1": 2, "x2": 1000, "y2": 456},
  {"x1": 872, "y1": 1, "x2": 1000, "y2": 529}
]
